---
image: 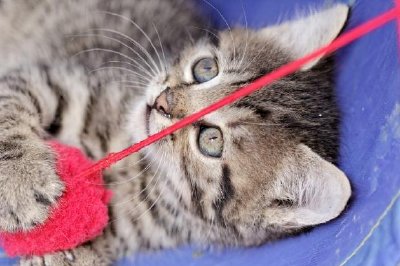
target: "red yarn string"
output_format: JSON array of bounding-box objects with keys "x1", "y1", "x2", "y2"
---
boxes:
[{"x1": 76, "y1": 7, "x2": 400, "y2": 179}]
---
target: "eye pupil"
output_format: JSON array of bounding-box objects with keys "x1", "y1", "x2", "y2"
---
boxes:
[
  {"x1": 193, "y1": 58, "x2": 219, "y2": 83},
  {"x1": 198, "y1": 126, "x2": 223, "y2": 158}
]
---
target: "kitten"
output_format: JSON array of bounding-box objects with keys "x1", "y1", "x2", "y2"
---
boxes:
[{"x1": 0, "y1": 0, "x2": 351, "y2": 265}]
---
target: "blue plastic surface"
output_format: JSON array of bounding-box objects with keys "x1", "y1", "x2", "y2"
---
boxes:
[{"x1": 1, "y1": 0, "x2": 399, "y2": 265}]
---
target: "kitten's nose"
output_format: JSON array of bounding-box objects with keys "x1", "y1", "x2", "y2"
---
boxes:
[{"x1": 154, "y1": 88, "x2": 171, "y2": 118}]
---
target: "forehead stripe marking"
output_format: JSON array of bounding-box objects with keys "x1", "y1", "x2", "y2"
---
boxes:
[
  {"x1": 181, "y1": 155, "x2": 205, "y2": 220},
  {"x1": 212, "y1": 164, "x2": 235, "y2": 224}
]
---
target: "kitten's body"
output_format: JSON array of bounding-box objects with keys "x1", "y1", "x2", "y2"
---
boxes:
[{"x1": 0, "y1": 1, "x2": 351, "y2": 265}]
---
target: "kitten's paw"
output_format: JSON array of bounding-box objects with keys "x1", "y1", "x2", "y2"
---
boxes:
[
  {"x1": 0, "y1": 141, "x2": 64, "y2": 232},
  {"x1": 20, "y1": 247, "x2": 110, "y2": 266}
]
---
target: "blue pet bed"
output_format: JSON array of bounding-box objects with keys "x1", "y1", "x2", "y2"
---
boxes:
[{"x1": 1, "y1": 0, "x2": 399, "y2": 265}]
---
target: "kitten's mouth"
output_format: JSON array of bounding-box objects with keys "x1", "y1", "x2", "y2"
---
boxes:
[{"x1": 145, "y1": 105, "x2": 151, "y2": 136}]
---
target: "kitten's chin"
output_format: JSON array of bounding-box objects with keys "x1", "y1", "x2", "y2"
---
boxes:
[{"x1": 129, "y1": 101, "x2": 149, "y2": 144}]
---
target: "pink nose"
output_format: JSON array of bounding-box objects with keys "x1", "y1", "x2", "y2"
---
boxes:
[{"x1": 154, "y1": 89, "x2": 171, "y2": 118}]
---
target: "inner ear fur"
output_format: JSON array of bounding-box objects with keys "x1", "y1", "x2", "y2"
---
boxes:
[{"x1": 269, "y1": 144, "x2": 351, "y2": 226}]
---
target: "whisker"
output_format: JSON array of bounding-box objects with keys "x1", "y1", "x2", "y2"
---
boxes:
[
  {"x1": 83, "y1": 150, "x2": 152, "y2": 187},
  {"x1": 108, "y1": 160, "x2": 153, "y2": 189},
  {"x1": 238, "y1": 1, "x2": 249, "y2": 69},
  {"x1": 90, "y1": 28, "x2": 160, "y2": 76},
  {"x1": 123, "y1": 74, "x2": 154, "y2": 84},
  {"x1": 112, "y1": 151, "x2": 164, "y2": 207},
  {"x1": 240, "y1": 43, "x2": 269, "y2": 74},
  {"x1": 184, "y1": 27, "x2": 196, "y2": 45},
  {"x1": 119, "y1": 79, "x2": 149, "y2": 85},
  {"x1": 98, "y1": 11, "x2": 163, "y2": 74},
  {"x1": 97, "y1": 62, "x2": 153, "y2": 82},
  {"x1": 106, "y1": 151, "x2": 153, "y2": 186},
  {"x1": 105, "y1": 60, "x2": 151, "y2": 74},
  {"x1": 119, "y1": 80, "x2": 150, "y2": 87},
  {"x1": 152, "y1": 23, "x2": 167, "y2": 73},
  {"x1": 131, "y1": 171, "x2": 167, "y2": 223},
  {"x1": 106, "y1": 168, "x2": 165, "y2": 229},
  {"x1": 121, "y1": 86, "x2": 146, "y2": 91},
  {"x1": 71, "y1": 47, "x2": 154, "y2": 77},
  {"x1": 126, "y1": 151, "x2": 167, "y2": 218},
  {"x1": 68, "y1": 32, "x2": 155, "y2": 77},
  {"x1": 201, "y1": 0, "x2": 236, "y2": 62},
  {"x1": 123, "y1": 73, "x2": 154, "y2": 83},
  {"x1": 88, "y1": 66, "x2": 152, "y2": 83},
  {"x1": 189, "y1": 26, "x2": 220, "y2": 42}
]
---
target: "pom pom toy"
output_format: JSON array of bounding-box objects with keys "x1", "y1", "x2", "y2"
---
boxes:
[{"x1": 0, "y1": 141, "x2": 112, "y2": 257}]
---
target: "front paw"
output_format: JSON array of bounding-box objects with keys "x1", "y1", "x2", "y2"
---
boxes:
[
  {"x1": 0, "y1": 140, "x2": 64, "y2": 232},
  {"x1": 20, "y1": 247, "x2": 110, "y2": 266}
]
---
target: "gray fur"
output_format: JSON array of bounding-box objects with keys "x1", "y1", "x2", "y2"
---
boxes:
[{"x1": 0, "y1": 1, "x2": 351, "y2": 265}]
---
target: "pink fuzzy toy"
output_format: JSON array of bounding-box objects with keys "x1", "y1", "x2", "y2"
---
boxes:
[{"x1": 0, "y1": 141, "x2": 112, "y2": 257}]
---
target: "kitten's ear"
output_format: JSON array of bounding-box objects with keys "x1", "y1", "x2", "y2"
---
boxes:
[
  {"x1": 270, "y1": 144, "x2": 351, "y2": 226},
  {"x1": 260, "y1": 4, "x2": 349, "y2": 70}
]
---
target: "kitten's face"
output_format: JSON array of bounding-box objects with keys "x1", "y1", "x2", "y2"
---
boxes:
[{"x1": 130, "y1": 4, "x2": 351, "y2": 245}]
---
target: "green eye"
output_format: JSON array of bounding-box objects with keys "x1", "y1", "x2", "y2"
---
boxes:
[
  {"x1": 198, "y1": 127, "x2": 223, "y2": 158},
  {"x1": 192, "y1": 58, "x2": 219, "y2": 83}
]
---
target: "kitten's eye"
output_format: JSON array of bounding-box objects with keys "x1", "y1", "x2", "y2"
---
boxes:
[
  {"x1": 198, "y1": 126, "x2": 223, "y2": 158},
  {"x1": 192, "y1": 58, "x2": 219, "y2": 83}
]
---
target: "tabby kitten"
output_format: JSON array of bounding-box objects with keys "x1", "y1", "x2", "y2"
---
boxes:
[{"x1": 0, "y1": 0, "x2": 351, "y2": 265}]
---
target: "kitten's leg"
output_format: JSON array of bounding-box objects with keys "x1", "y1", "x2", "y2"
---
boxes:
[
  {"x1": 19, "y1": 169, "x2": 181, "y2": 266},
  {"x1": 0, "y1": 67, "x2": 65, "y2": 232}
]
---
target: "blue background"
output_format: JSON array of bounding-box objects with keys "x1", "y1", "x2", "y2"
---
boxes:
[{"x1": 1, "y1": 0, "x2": 399, "y2": 265}]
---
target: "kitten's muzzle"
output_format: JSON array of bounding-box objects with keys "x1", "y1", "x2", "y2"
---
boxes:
[{"x1": 153, "y1": 87, "x2": 172, "y2": 119}]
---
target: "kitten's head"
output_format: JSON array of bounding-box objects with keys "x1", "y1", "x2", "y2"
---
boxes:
[{"x1": 130, "y1": 4, "x2": 351, "y2": 245}]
